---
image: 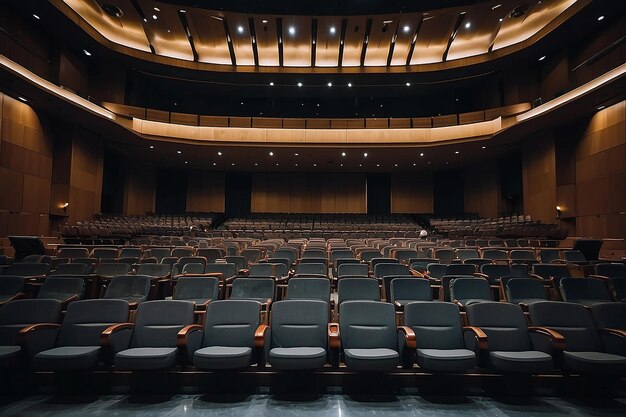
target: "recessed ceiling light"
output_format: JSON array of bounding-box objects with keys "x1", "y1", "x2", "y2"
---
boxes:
[
  {"x1": 167, "y1": 29, "x2": 170, "y2": 33},
  {"x1": 240, "y1": 102, "x2": 244, "y2": 105},
  {"x1": 597, "y1": 105, "x2": 606, "y2": 110},
  {"x1": 492, "y1": 4, "x2": 502, "y2": 10},
  {"x1": 327, "y1": 82, "x2": 332, "y2": 87},
  {"x1": 376, "y1": 164, "x2": 380, "y2": 167},
  {"x1": 465, "y1": 22, "x2": 471, "y2": 29},
  {"x1": 17, "y1": 96, "x2": 27, "y2": 102},
  {"x1": 269, "y1": 82, "x2": 274, "y2": 86},
  {"x1": 149, "y1": 145, "x2": 154, "y2": 149},
  {"x1": 597, "y1": 16, "x2": 604, "y2": 21},
  {"x1": 185, "y1": 161, "x2": 188, "y2": 164},
  {"x1": 179, "y1": 9, "x2": 186, "y2": 13},
  {"x1": 294, "y1": 153, "x2": 299, "y2": 156},
  {"x1": 33, "y1": 14, "x2": 40, "y2": 20},
  {"x1": 269, "y1": 151, "x2": 274, "y2": 156},
  {"x1": 295, "y1": 163, "x2": 298, "y2": 167},
  {"x1": 341, "y1": 152, "x2": 346, "y2": 157},
  {"x1": 330, "y1": 26, "x2": 336, "y2": 34},
  {"x1": 394, "y1": 164, "x2": 398, "y2": 167},
  {"x1": 232, "y1": 163, "x2": 235, "y2": 166},
  {"x1": 406, "y1": 82, "x2": 411, "y2": 87},
  {"x1": 262, "y1": 19, "x2": 268, "y2": 24},
  {"x1": 297, "y1": 82, "x2": 303, "y2": 87},
  {"x1": 482, "y1": 146, "x2": 486, "y2": 149},
  {"x1": 237, "y1": 26, "x2": 244, "y2": 33},
  {"x1": 413, "y1": 163, "x2": 416, "y2": 166},
  {"x1": 177, "y1": 150, "x2": 182, "y2": 154},
  {"x1": 276, "y1": 163, "x2": 279, "y2": 166},
  {"x1": 539, "y1": 55, "x2": 546, "y2": 61},
  {"x1": 213, "y1": 162, "x2": 216, "y2": 166},
  {"x1": 143, "y1": 18, "x2": 147, "y2": 22},
  {"x1": 217, "y1": 151, "x2": 222, "y2": 156},
  {"x1": 403, "y1": 25, "x2": 410, "y2": 32},
  {"x1": 455, "y1": 151, "x2": 460, "y2": 154},
  {"x1": 363, "y1": 152, "x2": 368, "y2": 157},
  {"x1": 288, "y1": 26, "x2": 295, "y2": 35},
  {"x1": 420, "y1": 153, "x2": 424, "y2": 157},
  {"x1": 153, "y1": 7, "x2": 160, "y2": 12},
  {"x1": 499, "y1": 18, "x2": 503, "y2": 22},
  {"x1": 152, "y1": 14, "x2": 157, "y2": 20},
  {"x1": 347, "y1": 82, "x2": 352, "y2": 87},
  {"x1": 82, "y1": 49, "x2": 92, "y2": 56},
  {"x1": 359, "y1": 164, "x2": 362, "y2": 167},
  {"x1": 313, "y1": 163, "x2": 317, "y2": 167}
]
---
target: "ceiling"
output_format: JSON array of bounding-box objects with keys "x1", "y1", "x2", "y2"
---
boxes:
[{"x1": 55, "y1": 0, "x2": 580, "y2": 71}]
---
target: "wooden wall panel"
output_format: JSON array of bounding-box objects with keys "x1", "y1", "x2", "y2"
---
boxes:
[
  {"x1": 68, "y1": 130, "x2": 103, "y2": 225},
  {"x1": 464, "y1": 163, "x2": 500, "y2": 218},
  {"x1": 522, "y1": 131, "x2": 557, "y2": 224},
  {"x1": 251, "y1": 173, "x2": 366, "y2": 213},
  {"x1": 186, "y1": 171, "x2": 225, "y2": 212},
  {"x1": 391, "y1": 172, "x2": 434, "y2": 214},
  {"x1": 124, "y1": 163, "x2": 156, "y2": 215}
]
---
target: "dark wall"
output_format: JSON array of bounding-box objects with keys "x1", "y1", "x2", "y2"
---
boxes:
[
  {"x1": 155, "y1": 169, "x2": 188, "y2": 214},
  {"x1": 433, "y1": 170, "x2": 464, "y2": 216},
  {"x1": 101, "y1": 149, "x2": 125, "y2": 214},
  {"x1": 367, "y1": 174, "x2": 391, "y2": 215},
  {"x1": 225, "y1": 173, "x2": 252, "y2": 217}
]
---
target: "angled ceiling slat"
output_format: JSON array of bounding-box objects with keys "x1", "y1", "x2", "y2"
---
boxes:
[
  {"x1": 138, "y1": 0, "x2": 193, "y2": 60},
  {"x1": 493, "y1": 0, "x2": 577, "y2": 51},
  {"x1": 364, "y1": 16, "x2": 398, "y2": 66},
  {"x1": 63, "y1": 0, "x2": 151, "y2": 52},
  {"x1": 253, "y1": 17, "x2": 279, "y2": 66},
  {"x1": 447, "y1": 4, "x2": 501, "y2": 61},
  {"x1": 282, "y1": 16, "x2": 311, "y2": 67},
  {"x1": 342, "y1": 16, "x2": 367, "y2": 67},
  {"x1": 410, "y1": 10, "x2": 458, "y2": 65},
  {"x1": 186, "y1": 12, "x2": 231, "y2": 64},
  {"x1": 224, "y1": 12, "x2": 255, "y2": 65},
  {"x1": 390, "y1": 13, "x2": 422, "y2": 66},
  {"x1": 315, "y1": 16, "x2": 342, "y2": 67}
]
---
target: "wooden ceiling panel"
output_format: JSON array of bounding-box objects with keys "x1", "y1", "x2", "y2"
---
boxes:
[
  {"x1": 493, "y1": 0, "x2": 577, "y2": 51},
  {"x1": 282, "y1": 16, "x2": 312, "y2": 67},
  {"x1": 64, "y1": 0, "x2": 150, "y2": 52},
  {"x1": 446, "y1": 4, "x2": 502, "y2": 61},
  {"x1": 390, "y1": 13, "x2": 422, "y2": 66},
  {"x1": 224, "y1": 12, "x2": 255, "y2": 66},
  {"x1": 253, "y1": 16, "x2": 279, "y2": 66},
  {"x1": 138, "y1": 1, "x2": 193, "y2": 61},
  {"x1": 410, "y1": 10, "x2": 458, "y2": 65},
  {"x1": 315, "y1": 16, "x2": 342, "y2": 67},
  {"x1": 186, "y1": 12, "x2": 231, "y2": 65},
  {"x1": 342, "y1": 16, "x2": 367, "y2": 67},
  {"x1": 365, "y1": 15, "x2": 398, "y2": 66}
]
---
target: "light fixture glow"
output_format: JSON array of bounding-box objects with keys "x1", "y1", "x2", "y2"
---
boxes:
[
  {"x1": 465, "y1": 22, "x2": 471, "y2": 29},
  {"x1": 294, "y1": 153, "x2": 299, "y2": 156},
  {"x1": 149, "y1": 145, "x2": 154, "y2": 149},
  {"x1": 597, "y1": 16, "x2": 604, "y2": 21},
  {"x1": 269, "y1": 151, "x2": 274, "y2": 156},
  {"x1": 17, "y1": 96, "x2": 27, "y2": 102},
  {"x1": 297, "y1": 82, "x2": 303, "y2": 87},
  {"x1": 455, "y1": 151, "x2": 460, "y2": 154},
  {"x1": 33, "y1": 14, "x2": 40, "y2": 20},
  {"x1": 327, "y1": 82, "x2": 332, "y2": 87},
  {"x1": 347, "y1": 82, "x2": 352, "y2": 87},
  {"x1": 237, "y1": 26, "x2": 244, "y2": 33},
  {"x1": 363, "y1": 153, "x2": 368, "y2": 157},
  {"x1": 492, "y1": 4, "x2": 502, "y2": 10},
  {"x1": 217, "y1": 151, "x2": 222, "y2": 156},
  {"x1": 403, "y1": 25, "x2": 410, "y2": 32},
  {"x1": 288, "y1": 26, "x2": 295, "y2": 35},
  {"x1": 341, "y1": 152, "x2": 346, "y2": 157},
  {"x1": 262, "y1": 19, "x2": 268, "y2": 24},
  {"x1": 539, "y1": 55, "x2": 546, "y2": 61},
  {"x1": 499, "y1": 18, "x2": 503, "y2": 22},
  {"x1": 406, "y1": 82, "x2": 411, "y2": 86},
  {"x1": 153, "y1": 7, "x2": 160, "y2": 12},
  {"x1": 482, "y1": 146, "x2": 486, "y2": 149},
  {"x1": 152, "y1": 15, "x2": 157, "y2": 20},
  {"x1": 177, "y1": 150, "x2": 182, "y2": 154},
  {"x1": 420, "y1": 153, "x2": 424, "y2": 157},
  {"x1": 179, "y1": 9, "x2": 186, "y2": 13},
  {"x1": 597, "y1": 105, "x2": 606, "y2": 110},
  {"x1": 83, "y1": 49, "x2": 91, "y2": 56},
  {"x1": 330, "y1": 26, "x2": 336, "y2": 34},
  {"x1": 269, "y1": 82, "x2": 274, "y2": 86},
  {"x1": 213, "y1": 162, "x2": 216, "y2": 166}
]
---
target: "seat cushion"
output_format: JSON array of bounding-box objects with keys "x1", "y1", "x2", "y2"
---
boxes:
[
  {"x1": 193, "y1": 346, "x2": 253, "y2": 370},
  {"x1": 344, "y1": 348, "x2": 399, "y2": 371},
  {"x1": 416, "y1": 348, "x2": 476, "y2": 372},
  {"x1": 489, "y1": 351, "x2": 553, "y2": 373},
  {"x1": 0, "y1": 346, "x2": 21, "y2": 368},
  {"x1": 458, "y1": 299, "x2": 489, "y2": 307},
  {"x1": 33, "y1": 346, "x2": 101, "y2": 370},
  {"x1": 268, "y1": 347, "x2": 327, "y2": 370},
  {"x1": 513, "y1": 298, "x2": 546, "y2": 306},
  {"x1": 564, "y1": 351, "x2": 626, "y2": 375},
  {"x1": 114, "y1": 347, "x2": 178, "y2": 370}
]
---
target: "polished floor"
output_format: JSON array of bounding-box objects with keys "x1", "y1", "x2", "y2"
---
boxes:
[{"x1": 1, "y1": 393, "x2": 625, "y2": 417}]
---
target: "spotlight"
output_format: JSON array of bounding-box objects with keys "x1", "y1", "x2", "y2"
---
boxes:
[
  {"x1": 465, "y1": 22, "x2": 471, "y2": 29},
  {"x1": 327, "y1": 82, "x2": 332, "y2": 87},
  {"x1": 288, "y1": 26, "x2": 295, "y2": 35},
  {"x1": 269, "y1": 82, "x2": 274, "y2": 86},
  {"x1": 83, "y1": 49, "x2": 92, "y2": 56},
  {"x1": 269, "y1": 151, "x2": 274, "y2": 156},
  {"x1": 330, "y1": 26, "x2": 336, "y2": 34},
  {"x1": 539, "y1": 55, "x2": 546, "y2": 61},
  {"x1": 177, "y1": 150, "x2": 182, "y2": 154},
  {"x1": 347, "y1": 82, "x2": 352, "y2": 87},
  {"x1": 341, "y1": 152, "x2": 346, "y2": 157},
  {"x1": 217, "y1": 151, "x2": 222, "y2": 156},
  {"x1": 297, "y1": 82, "x2": 303, "y2": 87},
  {"x1": 597, "y1": 16, "x2": 604, "y2": 21},
  {"x1": 363, "y1": 152, "x2": 368, "y2": 157},
  {"x1": 405, "y1": 82, "x2": 411, "y2": 86},
  {"x1": 403, "y1": 25, "x2": 410, "y2": 32},
  {"x1": 237, "y1": 26, "x2": 244, "y2": 33},
  {"x1": 33, "y1": 14, "x2": 40, "y2": 20}
]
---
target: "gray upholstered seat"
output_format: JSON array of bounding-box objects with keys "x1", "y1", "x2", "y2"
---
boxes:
[
  {"x1": 94, "y1": 262, "x2": 130, "y2": 278},
  {"x1": 532, "y1": 264, "x2": 570, "y2": 286},
  {"x1": 390, "y1": 277, "x2": 432, "y2": 308},
  {"x1": 114, "y1": 300, "x2": 195, "y2": 370},
  {"x1": 425, "y1": 263, "x2": 448, "y2": 280},
  {"x1": 294, "y1": 262, "x2": 327, "y2": 277},
  {"x1": 339, "y1": 301, "x2": 400, "y2": 371},
  {"x1": 230, "y1": 278, "x2": 275, "y2": 306},
  {"x1": 529, "y1": 301, "x2": 626, "y2": 375},
  {"x1": 450, "y1": 277, "x2": 492, "y2": 307},
  {"x1": 119, "y1": 247, "x2": 143, "y2": 259},
  {"x1": 180, "y1": 263, "x2": 205, "y2": 275},
  {"x1": 337, "y1": 278, "x2": 380, "y2": 306},
  {"x1": 32, "y1": 299, "x2": 129, "y2": 370},
  {"x1": 591, "y1": 302, "x2": 626, "y2": 331},
  {"x1": 559, "y1": 278, "x2": 612, "y2": 307},
  {"x1": 193, "y1": 300, "x2": 261, "y2": 369},
  {"x1": 373, "y1": 263, "x2": 410, "y2": 279},
  {"x1": 4, "y1": 263, "x2": 50, "y2": 278},
  {"x1": 91, "y1": 248, "x2": 118, "y2": 260},
  {"x1": 466, "y1": 302, "x2": 553, "y2": 373},
  {"x1": 173, "y1": 276, "x2": 219, "y2": 307},
  {"x1": 103, "y1": 275, "x2": 151, "y2": 304},
  {"x1": 205, "y1": 263, "x2": 238, "y2": 283},
  {"x1": 37, "y1": 276, "x2": 85, "y2": 303},
  {"x1": 404, "y1": 301, "x2": 476, "y2": 372},
  {"x1": 249, "y1": 263, "x2": 275, "y2": 277},
  {"x1": 136, "y1": 263, "x2": 171, "y2": 278},
  {"x1": 267, "y1": 300, "x2": 329, "y2": 370},
  {"x1": 337, "y1": 263, "x2": 369, "y2": 279},
  {"x1": 505, "y1": 278, "x2": 548, "y2": 306},
  {"x1": 287, "y1": 277, "x2": 330, "y2": 302},
  {"x1": 595, "y1": 263, "x2": 626, "y2": 278},
  {"x1": 0, "y1": 276, "x2": 26, "y2": 304},
  {"x1": 0, "y1": 299, "x2": 62, "y2": 367},
  {"x1": 51, "y1": 263, "x2": 89, "y2": 276},
  {"x1": 611, "y1": 277, "x2": 626, "y2": 302}
]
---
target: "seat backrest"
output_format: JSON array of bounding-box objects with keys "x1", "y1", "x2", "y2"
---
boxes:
[
  {"x1": 271, "y1": 300, "x2": 328, "y2": 349},
  {"x1": 103, "y1": 275, "x2": 151, "y2": 303},
  {"x1": 446, "y1": 264, "x2": 476, "y2": 276},
  {"x1": 505, "y1": 278, "x2": 547, "y2": 303},
  {"x1": 146, "y1": 247, "x2": 171, "y2": 261},
  {"x1": 294, "y1": 262, "x2": 327, "y2": 277},
  {"x1": 426, "y1": 263, "x2": 448, "y2": 279},
  {"x1": 529, "y1": 301, "x2": 603, "y2": 352},
  {"x1": 481, "y1": 249, "x2": 508, "y2": 261},
  {"x1": 302, "y1": 249, "x2": 326, "y2": 259},
  {"x1": 610, "y1": 276, "x2": 626, "y2": 302},
  {"x1": 241, "y1": 248, "x2": 263, "y2": 264},
  {"x1": 440, "y1": 275, "x2": 476, "y2": 302},
  {"x1": 225, "y1": 256, "x2": 246, "y2": 271},
  {"x1": 338, "y1": 278, "x2": 380, "y2": 304},
  {"x1": 450, "y1": 278, "x2": 492, "y2": 302},
  {"x1": 57, "y1": 247, "x2": 90, "y2": 259},
  {"x1": 270, "y1": 262, "x2": 289, "y2": 278},
  {"x1": 337, "y1": 263, "x2": 368, "y2": 278},
  {"x1": 463, "y1": 258, "x2": 492, "y2": 268},
  {"x1": 196, "y1": 248, "x2": 224, "y2": 263},
  {"x1": 456, "y1": 249, "x2": 479, "y2": 262},
  {"x1": 433, "y1": 249, "x2": 455, "y2": 263},
  {"x1": 230, "y1": 278, "x2": 275, "y2": 301},
  {"x1": 466, "y1": 302, "x2": 533, "y2": 351},
  {"x1": 389, "y1": 277, "x2": 432, "y2": 303},
  {"x1": 532, "y1": 264, "x2": 571, "y2": 285},
  {"x1": 131, "y1": 300, "x2": 194, "y2": 348},
  {"x1": 0, "y1": 275, "x2": 26, "y2": 297},
  {"x1": 560, "y1": 277, "x2": 612, "y2": 303},
  {"x1": 595, "y1": 263, "x2": 626, "y2": 278},
  {"x1": 510, "y1": 250, "x2": 536, "y2": 261},
  {"x1": 404, "y1": 301, "x2": 464, "y2": 349},
  {"x1": 275, "y1": 248, "x2": 297, "y2": 266},
  {"x1": 205, "y1": 263, "x2": 238, "y2": 280},
  {"x1": 359, "y1": 249, "x2": 382, "y2": 262},
  {"x1": 392, "y1": 249, "x2": 418, "y2": 265},
  {"x1": 480, "y1": 264, "x2": 512, "y2": 284},
  {"x1": 136, "y1": 263, "x2": 171, "y2": 277},
  {"x1": 591, "y1": 302, "x2": 626, "y2": 331},
  {"x1": 249, "y1": 263, "x2": 274, "y2": 277},
  {"x1": 374, "y1": 263, "x2": 409, "y2": 279},
  {"x1": 91, "y1": 248, "x2": 118, "y2": 260},
  {"x1": 339, "y1": 301, "x2": 397, "y2": 350},
  {"x1": 119, "y1": 247, "x2": 143, "y2": 259},
  {"x1": 563, "y1": 250, "x2": 586, "y2": 263},
  {"x1": 52, "y1": 263, "x2": 88, "y2": 276},
  {"x1": 171, "y1": 247, "x2": 194, "y2": 258},
  {"x1": 95, "y1": 262, "x2": 130, "y2": 277},
  {"x1": 37, "y1": 276, "x2": 85, "y2": 301},
  {"x1": 538, "y1": 249, "x2": 561, "y2": 263},
  {"x1": 5, "y1": 263, "x2": 50, "y2": 277},
  {"x1": 330, "y1": 249, "x2": 354, "y2": 263},
  {"x1": 203, "y1": 300, "x2": 260, "y2": 348},
  {"x1": 174, "y1": 276, "x2": 219, "y2": 302},
  {"x1": 370, "y1": 258, "x2": 398, "y2": 271},
  {"x1": 56, "y1": 299, "x2": 129, "y2": 346},
  {"x1": 180, "y1": 263, "x2": 205, "y2": 275},
  {"x1": 286, "y1": 277, "x2": 330, "y2": 302},
  {"x1": 0, "y1": 299, "x2": 62, "y2": 345}
]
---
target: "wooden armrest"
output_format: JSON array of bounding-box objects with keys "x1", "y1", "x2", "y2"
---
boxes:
[
  {"x1": 17, "y1": 323, "x2": 61, "y2": 345},
  {"x1": 550, "y1": 259, "x2": 568, "y2": 264},
  {"x1": 474, "y1": 273, "x2": 489, "y2": 279},
  {"x1": 600, "y1": 328, "x2": 626, "y2": 339},
  {"x1": 254, "y1": 324, "x2": 269, "y2": 348},
  {"x1": 328, "y1": 323, "x2": 341, "y2": 349},
  {"x1": 463, "y1": 326, "x2": 488, "y2": 350},
  {"x1": 176, "y1": 324, "x2": 203, "y2": 348},
  {"x1": 394, "y1": 301, "x2": 404, "y2": 310},
  {"x1": 398, "y1": 325, "x2": 416, "y2": 349},
  {"x1": 452, "y1": 300, "x2": 464, "y2": 308},
  {"x1": 588, "y1": 274, "x2": 610, "y2": 281},
  {"x1": 529, "y1": 273, "x2": 551, "y2": 282},
  {"x1": 528, "y1": 326, "x2": 566, "y2": 350},
  {"x1": 63, "y1": 294, "x2": 80, "y2": 304},
  {"x1": 100, "y1": 323, "x2": 134, "y2": 346}
]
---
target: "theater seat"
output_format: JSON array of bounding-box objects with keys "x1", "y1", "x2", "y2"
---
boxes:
[
  {"x1": 0, "y1": 276, "x2": 26, "y2": 305},
  {"x1": 559, "y1": 277, "x2": 612, "y2": 307},
  {"x1": 389, "y1": 277, "x2": 432, "y2": 309},
  {"x1": 103, "y1": 275, "x2": 151, "y2": 305}
]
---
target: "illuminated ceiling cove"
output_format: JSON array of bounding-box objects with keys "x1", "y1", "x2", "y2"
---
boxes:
[{"x1": 58, "y1": 0, "x2": 580, "y2": 71}]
